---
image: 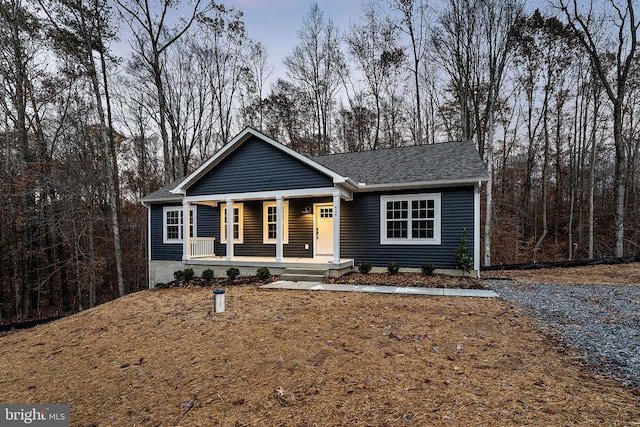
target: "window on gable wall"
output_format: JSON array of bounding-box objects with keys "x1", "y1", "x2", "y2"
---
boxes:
[
  {"x1": 263, "y1": 201, "x2": 289, "y2": 244},
  {"x1": 220, "y1": 203, "x2": 243, "y2": 244},
  {"x1": 380, "y1": 194, "x2": 441, "y2": 245},
  {"x1": 163, "y1": 206, "x2": 196, "y2": 244}
]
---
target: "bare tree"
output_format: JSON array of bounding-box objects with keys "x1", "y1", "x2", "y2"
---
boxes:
[
  {"x1": 116, "y1": 0, "x2": 206, "y2": 183},
  {"x1": 556, "y1": 0, "x2": 639, "y2": 258},
  {"x1": 433, "y1": 0, "x2": 523, "y2": 266},
  {"x1": 43, "y1": 0, "x2": 126, "y2": 298},
  {"x1": 196, "y1": 4, "x2": 251, "y2": 145},
  {"x1": 284, "y1": 2, "x2": 346, "y2": 154},
  {"x1": 0, "y1": 0, "x2": 43, "y2": 319},
  {"x1": 240, "y1": 41, "x2": 272, "y2": 131},
  {"x1": 346, "y1": 1, "x2": 405, "y2": 149},
  {"x1": 389, "y1": 0, "x2": 428, "y2": 144}
]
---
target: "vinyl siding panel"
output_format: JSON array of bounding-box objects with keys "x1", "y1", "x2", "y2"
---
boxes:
[
  {"x1": 341, "y1": 187, "x2": 475, "y2": 269},
  {"x1": 187, "y1": 137, "x2": 334, "y2": 196},
  {"x1": 150, "y1": 204, "x2": 183, "y2": 261},
  {"x1": 213, "y1": 199, "x2": 317, "y2": 258},
  {"x1": 235, "y1": 201, "x2": 272, "y2": 257},
  {"x1": 283, "y1": 198, "x2": 315, "y2": 258},
  {"x1": 196, "y1": 205, "x2": 215, "y2": 238},
  {"x1": 151, "y1": 204, "x2": 215, "y2": 261}
]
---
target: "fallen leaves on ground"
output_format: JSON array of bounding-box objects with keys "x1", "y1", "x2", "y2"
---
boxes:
[
  {"x1": 1, "y1": 279, "x2": 638, "y2": 426},
  {"x1": 483, "y1": 262, "x2": 640, "y2": 285}
]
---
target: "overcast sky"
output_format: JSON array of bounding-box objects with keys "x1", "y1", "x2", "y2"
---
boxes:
[{"x1": 223, "y1": 0, "x2": 366, "y2": 82}]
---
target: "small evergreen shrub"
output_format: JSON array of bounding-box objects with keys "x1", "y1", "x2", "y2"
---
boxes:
[
  {"x1": 226, "y1": 267, "x2": 240, "y2": 280},
  {"x1": 358, "y1": 262, "x2": 372, "y2": 274},
  {"x1": 173, "y1": 270, "x2": 184, "y2": 281},
  {"x1": 422, "y1": 262, "x2": 436, "y2": 276},
  {"x1": 256, "y1": 267, "x2": 271, "y2": 281},
  {"x1": 183, "y1": 268, "x2": 195, "y2": 281},
  {"x1": 387, "y1": 261, "x2": 400, "y2": 275},
  {"x1": 454, "y1": 228, "x2": 474, "y2": 274},
  {"x1": 202, "y1": 269, "x2": 215, "y2": 282}
]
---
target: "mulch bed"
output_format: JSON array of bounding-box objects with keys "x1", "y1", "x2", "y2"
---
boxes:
[
  {"x1": 325, "y1": 272, "x2": 487, "y2": 290},
  {"x1": 155, "y1": 275, "x2": 280, "y2": 289},
  {"x1": 156, "y1": 272, "x2": 487, "y2": 290}
]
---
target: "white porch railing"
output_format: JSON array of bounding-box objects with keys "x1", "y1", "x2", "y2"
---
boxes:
[{"x1": 190, "y1": 237, "x2": 216, "y2": 258}]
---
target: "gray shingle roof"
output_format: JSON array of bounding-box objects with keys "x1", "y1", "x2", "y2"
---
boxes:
[
  {"x1": 141, "y1": 179, "x2": 184, "y2": 203},
  {"x1": 311, "y1": 141, "x2": 488, "y2": 186},
  {"x1": 141, "y1": 140, "x2": 488, "y2": 203}
]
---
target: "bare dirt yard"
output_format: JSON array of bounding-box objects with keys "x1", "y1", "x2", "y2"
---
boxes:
[{"x1": 1, "y1": 264, "x2": 639, "y2": 426}]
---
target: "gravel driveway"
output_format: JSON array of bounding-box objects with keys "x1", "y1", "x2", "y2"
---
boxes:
[{"x1": 488, "y1": 280, "x2": 640, "y2": 389}]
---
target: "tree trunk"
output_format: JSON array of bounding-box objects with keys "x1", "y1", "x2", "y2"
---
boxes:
[
  {"x1": 612, "y1": 102, "x2": 626, "y2": 257},
  {"x1": 483, "y1": 108, "x2": 494, "y2": 267},
  {"x1": 88, "y1": 221, "x2": 97, "y2": 308},
  {"x1": 80, "y1": 7, "x2": 126, "y2": 298}
]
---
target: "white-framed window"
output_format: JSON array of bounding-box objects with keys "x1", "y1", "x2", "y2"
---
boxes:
[
  {"x1": 163, "y1": 206, "x2": 196, "y2": 244},
  {"x1": 263, "y1": 201, "x2": 289, "y2": 244},
  {"x1": 380, "y1": 193, "x2": 441, "y2": 245},
  {"x1": 220, "y1": 203, "x2": 243, "y2": 243}
]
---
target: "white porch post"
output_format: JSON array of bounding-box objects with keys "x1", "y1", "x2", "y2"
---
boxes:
[
  {"x1": 183, "y1": 201, "x2": 191, "y2": 261},
  {"x1": 332, "y1": 192, "x2": 341, "y2": 264},
  {"x1": 226, "y1": 198, "x2": 234, "y2": 261},
  {"x1": 275, "y1": 196, "x2": 283, "y2": 262}
]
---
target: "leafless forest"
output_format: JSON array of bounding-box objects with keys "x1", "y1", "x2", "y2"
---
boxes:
[{"x1": 1, "y1": 0, "x2": 639, "y2": 321}]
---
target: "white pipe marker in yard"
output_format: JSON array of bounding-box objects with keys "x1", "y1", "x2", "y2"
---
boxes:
[{"x1": 213, "y1": 289, "x2": 225, "y2": 313}]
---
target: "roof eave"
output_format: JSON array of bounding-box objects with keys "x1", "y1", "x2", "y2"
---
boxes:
[
  {"x1": 355, "y1": 176, "x2": 489, "y2": 192},
  {"x1": 140, "y1": 196, "x2": 184, "y2": 204}
]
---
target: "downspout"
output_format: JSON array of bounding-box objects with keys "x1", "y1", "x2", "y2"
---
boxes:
[{"x1": 474, "y1": 182, "x2": 481, "y2": 278}]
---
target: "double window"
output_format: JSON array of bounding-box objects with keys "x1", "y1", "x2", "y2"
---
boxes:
[
  {"x1": 220, "y1": 203, "x2": 243, "y2": 244},
  {"x1": 163, "y1": 206, "x2": 196, "y2": 244},
  {"x1": 263, "y1": 201, "x2": 289, "y2": 244},
  {"x1": 380, "y1": 194, "x2": 441, "y2": 245}
]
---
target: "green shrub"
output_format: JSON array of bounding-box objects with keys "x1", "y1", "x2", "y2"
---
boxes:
[
  {"x1": 173, "y1": 270, "x2": 184, "y2": 281},
  {"x1": 183, "y1": 268, "x2": 195, "y2": 281},
  {"x1": 358, "y1": 262, "x2": 372, "y2": 274},
  {"x1": 202, "y1": 269, "x2": 215, "y2": 282},
  {"x1": 422, "y1": 262, "x2": 436, "y2": 276},
  {"x1": 454, "y1": 228, "x2": 474, "y2": 274},
  {"x1": 256, "y1": 267, "x2": 271, "y2": 281},
  {"x1": 387, "y1": 261, "x2": 400, "y2": 275},
  {"x1": 226, "y1": 267, "x2": 240, "y2": 280}
]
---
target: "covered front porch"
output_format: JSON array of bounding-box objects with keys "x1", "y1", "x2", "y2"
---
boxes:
[{"x1": 180, "y1": 186, "x2": 355, "y2": 269}]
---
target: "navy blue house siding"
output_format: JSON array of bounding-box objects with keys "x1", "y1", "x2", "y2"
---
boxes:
[
  {"x1": 340, "y1": 187, "x2": 475, "y2": 269},
  {"x1": 150, "y1": 203, "x2": 182, "y2": 261},
  {"x1": 151, "y1": 186, "x2": 476, "y2": 269},
  {"x1": 212, "y1": 198, "x2": 317, "y2": 258},
  {"x1": 150, "y1": 204, "x2": 216, "y2": 261},
  {"x1": 187, "y1": 137, "x2": 333, "y2": 196}
]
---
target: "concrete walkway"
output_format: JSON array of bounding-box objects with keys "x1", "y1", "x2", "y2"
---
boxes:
[{"x1": 261, "y1": 281, "x2": 498, "y2": 298}]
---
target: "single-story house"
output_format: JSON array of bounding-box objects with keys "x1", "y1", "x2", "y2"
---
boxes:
[{"x1": 141, "y1": 127, "x2": 489, "y2": 287}]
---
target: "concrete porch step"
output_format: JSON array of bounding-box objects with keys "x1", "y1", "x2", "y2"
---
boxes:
[{"x1": 280, "y1": 267, "x2": 328, "y2": 282}]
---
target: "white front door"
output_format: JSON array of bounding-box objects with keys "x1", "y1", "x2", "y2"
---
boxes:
[{"x1": 314, "y1": 203, "x2": 334, "y2": 256}]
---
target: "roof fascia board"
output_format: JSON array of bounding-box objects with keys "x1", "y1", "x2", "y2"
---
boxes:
[
  {"x1": 140, "y1": 196, "x2": 184, "y2": 204},
  {"x1": 356, "y1": 177, "x2": 489, "y2": 192},
  {"x1": 171, "y1": 127, "x2": 352, "y2": 194}
]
